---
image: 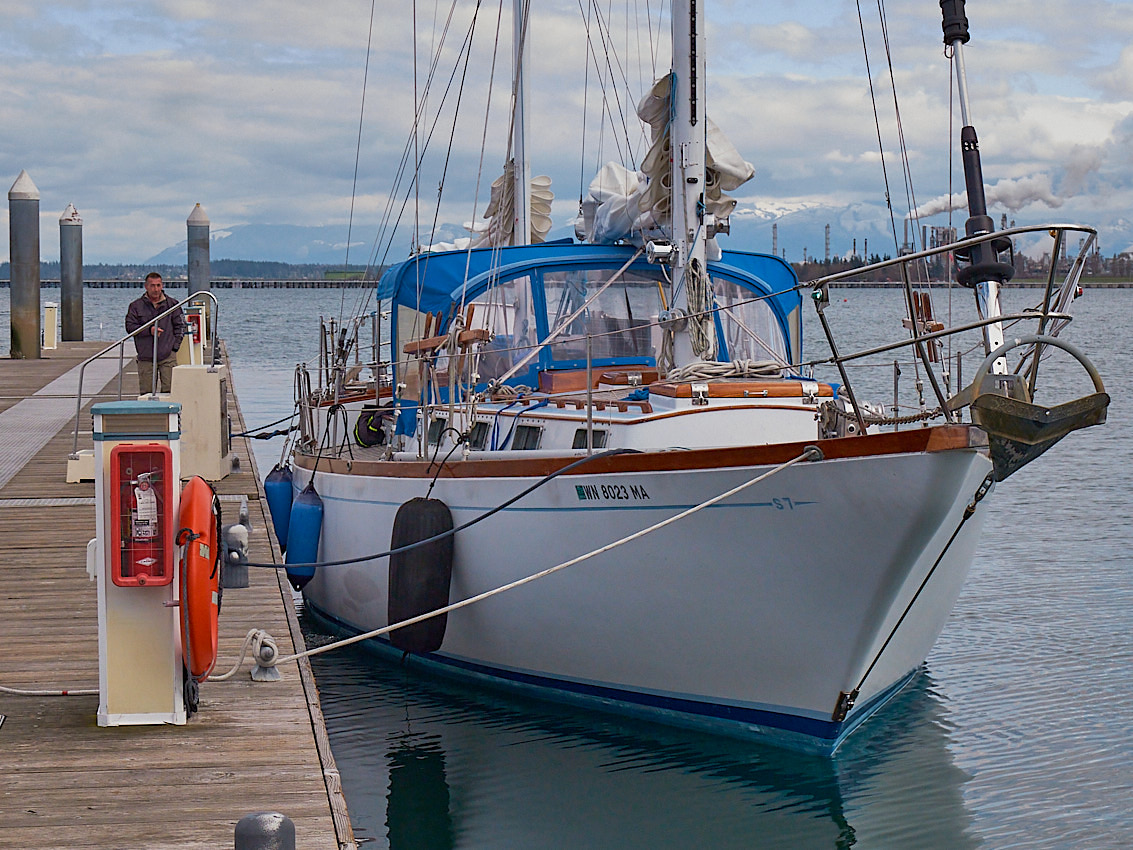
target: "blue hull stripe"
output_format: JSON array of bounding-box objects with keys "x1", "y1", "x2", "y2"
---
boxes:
[{"x1": 306, "y1": 603, "x2": 911, "y2": 747}]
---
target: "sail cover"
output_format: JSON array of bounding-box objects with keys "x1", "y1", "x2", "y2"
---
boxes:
[{"x1": 576, "y1": 75, "x2": 755, "y2": 247}]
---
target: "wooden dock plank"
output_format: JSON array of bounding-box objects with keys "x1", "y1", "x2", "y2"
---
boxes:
[{"x1": 0, "y1": 343, "x2": 355, "y2": 850}]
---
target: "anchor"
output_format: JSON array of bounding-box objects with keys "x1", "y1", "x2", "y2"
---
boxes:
[{"x1": 948, "y1": 334, "x2": 1108, "y2": 481}]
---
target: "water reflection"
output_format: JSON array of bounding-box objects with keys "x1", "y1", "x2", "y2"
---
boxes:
[
  {"x1": 305, "y1": 615, "x2": 975, "y2": 849},
  {"x1": 386, "y1": 731, "x2": 455, "y2": 850}
]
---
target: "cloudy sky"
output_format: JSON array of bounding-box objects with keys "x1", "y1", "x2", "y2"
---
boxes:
[{"x1": 2, "y1": 0, "x2": 1131, "y2": 263}]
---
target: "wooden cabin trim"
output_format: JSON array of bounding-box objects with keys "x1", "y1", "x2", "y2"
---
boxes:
[
  {"x1": 295, "y1": 424, "x2": 986, "y2": 479},
  {"x1": 648, "y1": 380, "x2": 835, "y2": 399}
]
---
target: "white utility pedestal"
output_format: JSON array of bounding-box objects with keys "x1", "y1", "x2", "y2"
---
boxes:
[{"x1": 93, "y1": 399, "x2": 186, "y2": 726}]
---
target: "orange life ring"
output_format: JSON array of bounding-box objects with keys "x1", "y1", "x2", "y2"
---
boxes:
[{"x1": 177, "y1": 476, "x2": 221, "y2": 682}]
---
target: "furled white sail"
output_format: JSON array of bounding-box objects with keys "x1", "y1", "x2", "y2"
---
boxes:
[{"x1": 425, "y1": 164, "x2": 553, "y2": 253}]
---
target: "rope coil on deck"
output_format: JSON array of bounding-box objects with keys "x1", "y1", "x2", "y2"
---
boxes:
[{"x1": 664, "y1": 358, "x2": 784, "y2": 382}]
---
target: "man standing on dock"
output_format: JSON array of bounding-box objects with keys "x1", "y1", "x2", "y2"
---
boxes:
[{"x1": 125, "y1": 272, "x2": 186, "y2": 395}]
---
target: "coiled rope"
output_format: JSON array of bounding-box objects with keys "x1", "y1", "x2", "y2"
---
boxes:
[
  {"x1": 685, "y1": 259, "x2": 716, "y2": 359},
  {"x1": 209, "y1": 629, "x2": 279, "y2": 681},
  {"x1": 665, "y1": 359, "x2": 782, "y2": 382}
]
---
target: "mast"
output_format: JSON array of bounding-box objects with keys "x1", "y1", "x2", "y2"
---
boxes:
[
  {"x1": 511, "y1": 0, "x2": 531, "y2": 246},
  {"x1": 940, "y1": 0, "x2": 1013, "y2": 375},
  {"x1": 669, "y1": 0, "x2": 715, "y2": 364}
]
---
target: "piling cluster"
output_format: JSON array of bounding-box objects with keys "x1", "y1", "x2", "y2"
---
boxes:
[{"x1": 7, "y1": 169, "x2": 212, "y2": 359}]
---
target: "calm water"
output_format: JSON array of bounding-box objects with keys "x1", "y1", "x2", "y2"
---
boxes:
[{"x1": 3, "y1": 284, "x2": 1130, "y2": 847}]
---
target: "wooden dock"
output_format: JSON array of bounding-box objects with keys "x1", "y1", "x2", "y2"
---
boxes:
[{"x1": 0, "y1": 342, "x2": 355, "y2": 849}]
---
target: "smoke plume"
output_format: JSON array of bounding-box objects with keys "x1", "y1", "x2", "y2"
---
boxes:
[{"x1": 911, "y1": 173, "x2": 1063, "y2": 219}]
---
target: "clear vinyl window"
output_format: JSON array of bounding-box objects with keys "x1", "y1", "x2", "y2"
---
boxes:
[
  {"x1": 711, "y1": 276, "x2": 789, "y2": 366},
  {"x1": 543, "y1": 268, "x2": 662, "y2": 362}
]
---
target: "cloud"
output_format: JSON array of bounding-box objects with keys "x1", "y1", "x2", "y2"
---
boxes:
[
  {"x1": 1096, "y1": 45, "x2": 1133, "y2": 99},
  {"x1": 1, "y1": 1, "x2": 1131, "y2": 263}
]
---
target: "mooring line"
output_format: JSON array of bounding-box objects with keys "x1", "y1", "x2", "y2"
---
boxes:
[
  {"x1": 3, "y1": 448, "x2": 823, "y2": 692},
  {"x1": 273, "y1": 446, "x2": 823, "y2": 666}
]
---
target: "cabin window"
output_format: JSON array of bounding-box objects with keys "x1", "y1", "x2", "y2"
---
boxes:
[
  {"x1": 466, "y1": 421, "x2": 490, "y2": 450},
  {"x1": 572, "y1": 428, "x2": 608, "y2": 449},
  {"x1": 543, "y1": 268, "x2": 661, "y2": 362},
  {"x1": 426, "y1": 417, "x2": 448, "y2": 445},
  {"x1": 511, "y1": 425, "x2": 542, "y2": 450},
  {"x1": 711, "y1": 276, "x2": 790, "y2": 368},
  {"x1": 466, "y1": 274, "x2": 537, "y2": 382}
]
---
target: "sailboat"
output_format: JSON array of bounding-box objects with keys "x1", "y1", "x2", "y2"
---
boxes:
[{"x1": 270, "y1": 0, "x2": 1108, "y2": 753}]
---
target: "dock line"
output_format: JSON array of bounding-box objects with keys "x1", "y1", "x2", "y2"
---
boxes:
[{"x1": 270, "y1": 447, "x2": 823, "y2": 667}]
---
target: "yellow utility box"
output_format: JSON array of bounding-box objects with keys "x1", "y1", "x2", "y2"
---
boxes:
[
  {"x1": 43, "y1": 302, "x2": 58, "y2": 350},
  {"x1": 168, "y1": 364, "x2": 234, "y2": 481}
]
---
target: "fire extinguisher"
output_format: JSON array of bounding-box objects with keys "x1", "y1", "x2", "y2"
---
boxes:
[{"x1": 124, "y1": 471, "x2": 162, "y2": 584}]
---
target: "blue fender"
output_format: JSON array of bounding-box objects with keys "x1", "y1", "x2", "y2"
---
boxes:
[
  {"x1": 284, "y1": 481, "x2": 323, "y2": 590},
  {"x1": 263, "y1": 464, "x2": 294, "y2": 553}
]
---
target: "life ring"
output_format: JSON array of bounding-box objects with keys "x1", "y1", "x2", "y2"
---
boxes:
[{"x1": 177, "y1": 476, "x2": 222, "y2": 682}]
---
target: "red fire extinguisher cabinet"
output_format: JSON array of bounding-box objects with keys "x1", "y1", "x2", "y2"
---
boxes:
[{"x1": 109, "y1": 443, "x2": 174, "y2": 587}]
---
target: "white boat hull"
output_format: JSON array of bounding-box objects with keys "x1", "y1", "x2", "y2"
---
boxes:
[{"x1": 292, "y1": 428, "x2": 993, "y2": 752}]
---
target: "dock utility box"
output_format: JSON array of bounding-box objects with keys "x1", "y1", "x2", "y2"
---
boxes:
[
  {"x1": 92, "y1": 400, "x2": 186, "y2": 726},
  {"x1": 168, "y1": 364, "x2": 234, "y2": 482}
]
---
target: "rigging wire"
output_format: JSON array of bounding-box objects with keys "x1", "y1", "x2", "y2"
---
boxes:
[
  {"x1": 592, "y1": 2, "x2": 642, "y2": 167},
  {"x1": 422, "y1": 0, "x2": 486, "y2": 254},
  {"x1": 854, "y1": 0, "x2": 902, "y2": 264},
  {"x1": 578, "y1": 0, "x2": 594, "y2": 204},
  {"x1": 877, "y1": 0, "x2": 924, "y2": 255},
  {"x1": 458, "y1": 0, "x2": 508, "y2": 326},
  {"x1": 854, "y1": 0, "x2": 932, "y2": 391},
  {"x1": 340, "y1": 0, "x2": 378, "y2": 326},
  {"x1": 648, "y1": 0, "x2": 664, "y2": 82},
  {"x1": 873, "y1": 0, "x2": 935, "y2": 380},
  {"x1": 338, "y1": 0, "x2": 487, "y2": 364},
  {"x1": 413, "y1": 0, "x2": 422, "y2": 268},
  {"x1": 340, "y1": 0, "x2": 465, "y2": 327},
  {"x1": 577, "y1": 0, "x2": 634, "y2": 169},
  {"x1": 946, "y1": 43, "x2": 957, "y2": 369},
  {"x1": 361, "y1": 1, "x2": 464, "y2": 277}
]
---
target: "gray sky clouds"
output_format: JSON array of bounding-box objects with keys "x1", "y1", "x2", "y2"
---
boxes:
[{"x1": 3, "y1": 1, "x2": 1131, "y2": 263}]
